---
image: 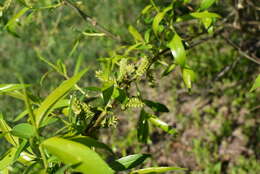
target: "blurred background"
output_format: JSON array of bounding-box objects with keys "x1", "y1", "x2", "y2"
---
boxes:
[{"x1": 0, "y1": 0, "x2": 259, "y2": 173}]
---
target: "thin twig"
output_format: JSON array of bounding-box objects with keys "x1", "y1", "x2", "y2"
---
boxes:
[
  {"x1": 64, "y1": 0, "x2": 123, "y2": 43},
  {"x1": 221, "y1": 34, "x2": 260, "y2": 65}
]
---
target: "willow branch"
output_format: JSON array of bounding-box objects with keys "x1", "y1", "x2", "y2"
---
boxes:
[{"x1": 64, "y1": 0, "x2": 123, "y2": 43}]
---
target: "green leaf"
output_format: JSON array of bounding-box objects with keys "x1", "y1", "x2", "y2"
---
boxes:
[
  {"x1": 0, "y1": 113, "x2": 18, "y2": 146},
  {"x1": 152, "y1": 6, "x2": 172, "y2": 36},
  {"x1": 182, "y1": 68, "x2": 196, "y2": 89},
  {"x1": 200, "y1": 0, "x2": 216, "y2": 10},
  {"x1": 144, "y1": 100, "x2": 169, "y2": 113},
  {"x1": 1, "y1": 91, "x2": 25, "y2": 100},
  {"x1": 167, "y1": 33, "x2": 186, "y2": 67},
  {"x1": 82, "y1": 32, "x2": 106, "y2": 37},
  {"x1": 109, "y1": 154, "x2": 151, "y2": 171},
  {"x1": 35, "y1": 69, "x2": 88, "y2": 127},
  {"x1": 137, "y1": 109, "x2": 149, "y2": 143},
  {"x1": 4, "y1": 7, "x2": 29, "y2": 29},
  {"x1": 141, "y1": 5, "x2": 153, "y2": 14},
  {"x1": 148, "y1": 116, "x2": 176, "y2": 135},
  {"x1": 0, "y1": 147, "x2": 16, "y2": 170},
  {"x1": 42, "y1": 137, "x2": 114, "y2": 174},
  {"x1": 0, "y1": 84, "x2": 30, "y2": 94},
  {"x1": 102, "y1": 85, "x2": 114, "y2": 106},
  {"x1": 128, "y1": 25, "x2": 144, "y2": 43},
  {"x1": 190, "y1": 11, "x2": 221, "y2": 19},
  {"x1": 162, "y1": 64, "x2": 176, "y2": 77},
  {"x1": 11, "y1": 123, "x2": 35, "y2": 139},
  {"x1": 68, "y1": 136, "x2": 114, "y2": 154},
  {"x1": 130, "y1": 166, "x2": 186, "y2": 174},
  {"x1": 13, "y1": 139, "x2": 29, "y2": 161},
  {"x1": 250, "y1": 74, "x2": 260, "y2": 92}
]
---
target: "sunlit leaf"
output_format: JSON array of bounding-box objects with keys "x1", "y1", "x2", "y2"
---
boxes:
[
  {"x1": 82, "y1": 32, "x2": 106, "y2": 37},
  {"x1": 141, "y1": 5, "x2": 153, "y2": 14},
  {"x1": 130, "y1": 166, "x2": 186, "y2": 174},
  {"x1": 250, "y1": 74, "x2": 260, "y2": 92},
  {"x1": 109, "y1": 154, "x2": 151, "y2": 171},
  {"x1": 167, "y1": 33, "x2": 186, "y2": 67},
  {"x1": 0, "y1": 84, "x2": 30, "y2": 94},
  {"x1": 5, "y1": 7, "x2": 29, "y2": 27},
  {"x1": 190, "y1": 11, "x2": 221, "y2": 19},
  {"x1": 200, "y1": 0, "x2": 216, "y2": 10},
  {"x1": 0, "y1": 113, "x2": 18, "y2": 146},
  {"x1": 42, "y1": 137, "x2": 114, "y2": 174},
  {"x1": 0, "y1": 147, "x2": 16, "y2": 170},
  {"x1": 148, "y1": 116, "x2": 176, "y2": 135},
  {"x1": 162, "y1": 64, "x2": 176, "y2": 76},
  {"x1": 182, "y1": 68, "x2": 196, "y2": 89},
  {"x1": 11, "y1": 123, "x2": 35, "y2": 139},
  {"x1": 128, "y1": 25, "x2": 144, "y2": 43},
  {"x1": 35, "y1": 69, "x2": 88, "y2": 127},
  {"x1": 152, "y1": 6, "x2": 172, "y2": 36}
]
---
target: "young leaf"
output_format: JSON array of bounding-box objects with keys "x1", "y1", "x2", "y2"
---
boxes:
[
  {"x1": 42, "y1": 137, "x2": 114, "y2": 174},
  {"x1": 250, "y1": 74, "x2": 260, "y2": 92},
  {"x1": 167, "y1": 33, "x2": 186, "y2": 67},
  {"x1": 182, "y1": 68, "x2": 196, "y2": 89},
  {"x1": 35, "y1": 69, "x2": 88, "y2": 127},
  {"x1": 4, "y1": 7, "x2": 29, "y2": 29},
  {"x1": 0, "y1": 113, "x2": 18, "y2": 146},
  {"x1": 109, "y1": 154, "x2": 151, "y2": 171},
  {"x1": 0, "y1": 148, "x2": 16, "y2": 170},
  {"x1": 162, "y1": 64, "x2": 176, "y2": 77},
  {"x1": 68, "y1": 136, "x2": 114, "y2": 154},
  {"x1": 128, "y1": 25, "x2": 144, "y2": 43},
  {"x1": 148, "y1": 116, "x2": 176, "y2": 135},
  {"x1": 190, "y1": 11, "x2": 221, "y2": 19},
  {"x1": 11, "y1": 123, "x2": 35, "y2": 139},
  {"x1": 130, "y1": 166, "x2": 186, "y2": 174},
  {"x1": 200, "y1": 0, "x2": 216, "y2": 10},
  {"x1": 144, "y1": 100, "x2": 169, "y2": 113},
  {"x1": 137, "y1": 109, "x2": 149, "y2": 143},
  {"x1": 0, "y1": 84, "x2": 30, "y2": 94},
  {"x1": 152, "y1": 6, "x2": 172, "y2": 36},
  {"x1": 82, "y1": 32, "x2": 106, "y2": 37}
]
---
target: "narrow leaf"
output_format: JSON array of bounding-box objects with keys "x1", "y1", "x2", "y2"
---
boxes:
[
  {"x1": 35, "y1": 69, "x2": 87, "y2": 127},
  {"x1": 167, "y1": 33, "x2": 186, "y2": 67},
  {"x1": 250, "y1": 74, "x2": 260, "y2": 92},
  {"x1": 0, "y1": 113, "x2": 18, "y2": 146},
  {"x1": 109, "y1": 154, "x2": 151, "y2": 171},
  {"x1": 5, "y1": 7, "x2": 29, "y2": 29},
  {"x1": 130, "y1": 166, "x2": 186, "y2": 174},
  {"x1": 82, "y1": 32, "x2": 106, "y2": 37},
  {"x1": 128, "y1": 25, "x2": 144, "y2": 43},
  {"x1": 0, "y1": 148, "x2": 16, "y2": 170},
  {"x1": 137, "y1": 109, "x2": 149, "y2": 143},
  {"x1": 148, "y1": 116, "x2": 176, "y2": 135},
  {"x1": 152, "y1": 6, "x2": 172, "y2": 36},
  {"x1": 0, "y1": 84, "x2": 30, "y2": 94},
  {"x1": 42, "y1": 137, "x2": 114, "y2": 174}
]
